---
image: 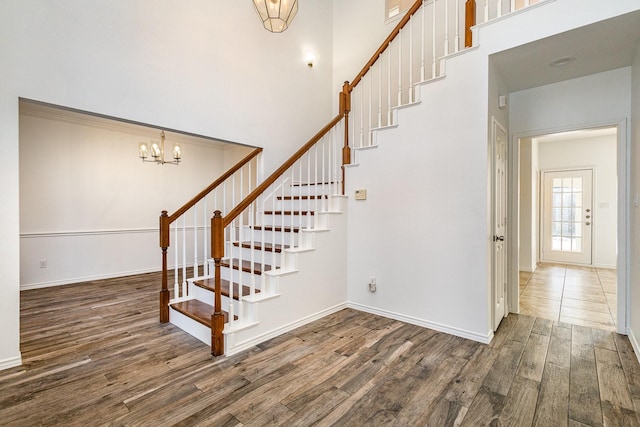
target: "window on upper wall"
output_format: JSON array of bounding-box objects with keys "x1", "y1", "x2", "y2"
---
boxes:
[{"x1": 386, "y1": 0, "x2": 414, "y2": 20}]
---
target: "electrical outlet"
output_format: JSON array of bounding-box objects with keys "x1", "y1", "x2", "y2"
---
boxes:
[
  {"x1": 39, "y1": 259, "x2": 47, "y2": 268},
  {"x1": 368, "y1": 277, "x2": 376, "y2": 292}
]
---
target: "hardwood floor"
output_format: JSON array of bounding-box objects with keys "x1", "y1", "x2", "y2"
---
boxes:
[
  {"x1": 520, "y1": 263, "x2": 617, "y2": 331},
  {"x1": 2, "y1": 272, "x2": 639, "y2": 426}
]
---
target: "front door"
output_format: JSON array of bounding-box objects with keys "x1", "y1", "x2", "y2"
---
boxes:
[
  {"x1": 541, "y1": 169, "x2": 593, "y2": 265},
  {"x1": 492, "y1": 119, "x2": 508, "y2": 330}
]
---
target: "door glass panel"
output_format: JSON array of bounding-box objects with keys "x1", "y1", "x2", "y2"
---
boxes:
[{"x1": 549, "y1": 174, "x2": 585, "y2": 253}]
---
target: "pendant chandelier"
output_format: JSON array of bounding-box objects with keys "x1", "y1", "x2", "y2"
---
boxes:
[
  {"x1": 138, "y1": 131, "x2": 181, "y2": 166},
  {"x1": 252, "y1": 0, "x2": 298, "y2": 33}
]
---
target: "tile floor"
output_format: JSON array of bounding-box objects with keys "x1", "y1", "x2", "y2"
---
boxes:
[{"x1": 519, "y1": 263, "x2": 617, "y2": 331}]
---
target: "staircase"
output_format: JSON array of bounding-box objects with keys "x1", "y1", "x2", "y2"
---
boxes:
[{"x1": 159, "y1": 0, "x2": 552, "y2": 355}]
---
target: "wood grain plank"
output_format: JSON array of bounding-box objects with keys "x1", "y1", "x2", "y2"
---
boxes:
[
  {"x1": 595, "y1": 347, "x2": 635, "y2": 410},
  {"x1": 569, "y1": 356, "x2": 603, "y2": 427},
  {"x1": 533, "y1": 363, "x2": 570, "y2": 427},
  {"x1": 517, "y1": 332, "x2": 551, "y2": 382},
  {"x1": 497, "y1": 375, "x2": 540, "y2": 426}
]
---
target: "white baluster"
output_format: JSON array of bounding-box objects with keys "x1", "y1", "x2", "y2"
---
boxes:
[
  {"x1": 387, "y1": 47, "x2": 392, "y2": 125},
  {"x1": 193, "y1": 207, "x2": 198, "y2": 277},
  {"x1": 455, "y1": 0, "x2": 460, "y2": 52},
  {"x1": 496, "y1": 0, "x2": 502, "y2": 18},
  {"x1": 409, "y1": 17, "x2": 413, "y2": 103},
  {"x1": 322, "y1": 138, "x2": 326, "y2": 210},
  {"x1": 203, "y1": 197, "x2": 208, "y2": 277},
  {"x1": 368, "y1": 69, "x2": 372, "y2": 145},
  {"x1": 421, "y1": 0, "x2": 426, "y2": 81},
  {"x1": 525, "y1": 0, "x2": 530, "y2": 7},
  {"x1": 510, "y1": 0, "x2": 516, "y2": 13},
  {"x1": 444, "y1": 0, "x2": 449, "y2": 56},
  {"x1": 378, "y1": 57, "x2": 383, "y2": 127},
  {"x1": 398, "y1": 31, "x2": 402, "y2": 107},
  {"x1": 484, "y1": 0, "x2": 489, "y2": 22},
  {"x1": 229, "y1": 302, "x2": 235, "y2": 328},
  {"x1": 307, "y1": 149, "x2": 311, "y2": 223},
  {"x1": 359, "y1": 85, "x2": 364, "y2": 148},
  {"x1": 174, "y1": 222, "x2": 179, "y2": 299},
  {"x1": 182, "y1": 215, "x2": 187, "y2": 298},
  {"x1": 314, "y1": 145, "x2": 319, "y2": 213},
  {"x1": 432, "y1": 0, "x2": 437, "y2": 77}
]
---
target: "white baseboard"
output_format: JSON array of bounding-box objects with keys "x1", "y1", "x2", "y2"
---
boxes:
[
  {"x1": 0, "y1": 354, "x2": 22, "y2": 371},
  {"x1": 628, "y1": 328, "x2": 640, "y2": 365},
  {"x1": 347, "y1": 302, "x2": 493, "y2": 344},
  {"x1": 225, "y1": 303, "x2": 348, "y2": 356}
]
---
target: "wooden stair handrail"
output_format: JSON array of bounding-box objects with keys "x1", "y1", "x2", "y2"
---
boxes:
[
  {"x1": 348, "y1": 0, "x2": 424, "y2": 92},
  {"x1": 222, "y1": 113, "x2": 344, "y2": 228},
  {"x1": 166, "y1": 147, "x2": 263, "y2": 224}
]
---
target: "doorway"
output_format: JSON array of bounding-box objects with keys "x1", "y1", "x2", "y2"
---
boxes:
[
  {"x1": 541, "y1": 168, "x2": 593, "y2": 265},
  {"x1": 515, "y1": 126, "x2": 620, "y2": 331}
]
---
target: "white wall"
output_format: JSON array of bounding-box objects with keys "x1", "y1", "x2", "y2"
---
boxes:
[
  {"x1": 0, "y1": 0, "x2": 333, "y2": 368},
  {"x1": 19, "y1": 105, "x2": 252, "y2": 288},
  {"x1": 519, "y1": 137, "x2": 538, "y2": 272},
  {"x1": 332, "y1": 0, "x2": 394, "y2": 106},
  {"x1": 537, "y1": 135, "x2": 618, "y2": 268},
  {"x1": 345, "y1": 48, "x2": 492, "y2": 342},
  {"x1": 630, "y1": 37, "x2": 640, "y2": 352}
]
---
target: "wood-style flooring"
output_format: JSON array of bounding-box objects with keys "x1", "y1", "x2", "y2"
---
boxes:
[
  {"x1": 520, "y1": 263, "x2": 617, "y2": 331},
  {"x1": 2, "y1": 272, "x2": 640, "y2": 426}
]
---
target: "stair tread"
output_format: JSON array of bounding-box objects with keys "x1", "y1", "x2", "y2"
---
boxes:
[
  {"x1": 252, "y1": 225, "x2": 300, "y2": 233},
  {"x1": 222, "y1": 259, "x2": 272, "y2": 275},
  {"x1": 233, "y1": 241, "x2": 288, "y2": 252},
  {"x1": 263, "y1": 210, "x2": 315, "y2": 216},
  {"x1": 277, "y1": 195, "x2": 328, "y2": 200},
  {"x1": 193, "y1": 277, "x2": 260, "y2": 298},
  {"x1": 170, "y1": 299, "x2": 234, "y2": 327},
  {"x1": 292, "y1": 182, "x2": 333, "y2": 186}
]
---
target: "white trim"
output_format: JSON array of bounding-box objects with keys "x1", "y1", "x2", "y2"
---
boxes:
[
  {"x1": 20, "y1": 225, "x2": 208, "y2": 239},
  {"x1": 628, "y1": 327, "x2": 640, "y2": 365},
  {"x1": 0, "y1": 355, "x2": 23, "y2": 371},
  {"x1": 20, "y1": 267, "x2": 163, "y2": 290},
  {"x1": 348, "y1": 302, "x2": 494, "y2": 344},
  {"x1": 509, "y1": 119, "x2": 630, "y2": 335},
  {"x1": 224, "y1": 303, "x2": 348, "y2": 356},
  {"x1": 170, "y1": 308, "x2": 211, "y2": 346}
]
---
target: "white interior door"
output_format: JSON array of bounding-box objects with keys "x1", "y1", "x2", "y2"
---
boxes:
[
  {"x1": 493, "y1": 119, "x2": 508, "y2": 330},
  {"x1": 542, "y1": 169, "x2": 593, "y2": 265}
]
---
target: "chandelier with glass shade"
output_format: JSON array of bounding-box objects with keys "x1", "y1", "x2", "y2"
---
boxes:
[
  {"x1": 252, "y1": 0, "x2": 298, "y2": 33},
  {"x1": 138, "y1": 131, "x2": 181, "y2": 166}
]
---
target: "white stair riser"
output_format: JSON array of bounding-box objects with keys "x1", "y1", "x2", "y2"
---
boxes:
[
  {"x1": 276, "y1": 199, "x2": 327, "y2": 211},
  {"x1": 247, "y1": 229, "x2": 299, "y2": 246},
  {"x1": 230, "y1": 245, "x2": 282, "y2": 267},
  {"x1": 220, "y1": 266, "x2": 265, "y2": 286},
  {"x1": 287, "y1": 185, "x2": 341, "y2": 197},
  {"x1": 258, "y1": 214, "x2": 313, "y2": 228}
]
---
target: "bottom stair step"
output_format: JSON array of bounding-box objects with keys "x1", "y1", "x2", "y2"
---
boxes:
[
  {"x1": 193, "y1": 278, "x2": 260, "y2": 298},
  {"x1": 170, "y1": 300, "x2": 235, "y2": 327}
]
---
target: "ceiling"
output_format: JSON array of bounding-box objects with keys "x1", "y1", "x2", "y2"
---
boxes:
[{"x1": 491, "y1": 9, "x2": 640, "y2": 92}]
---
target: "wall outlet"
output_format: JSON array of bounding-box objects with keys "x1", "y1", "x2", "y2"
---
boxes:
[
  {"x1": 368, "y1": 277, "x2": 376, "y2": 292},
  {"x1": 39, "y1": 259, "x2": 47, "y2": 268}
]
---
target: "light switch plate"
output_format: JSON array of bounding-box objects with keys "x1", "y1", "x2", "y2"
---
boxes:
[{"x1": 355, "y1": 189, "x2": 367, "y2": 200}]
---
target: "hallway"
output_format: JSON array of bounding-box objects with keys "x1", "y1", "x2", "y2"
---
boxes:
[{"x1": 519, "y1": 263, "x2": 617, "y2": 331}]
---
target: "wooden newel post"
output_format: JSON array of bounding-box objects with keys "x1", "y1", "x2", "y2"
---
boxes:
[
  {"x1": 211, "y1": 210, "x2": 225, "y2": 356},
  {"x1": 465, "y1": 0, "x2": 476, "y2": 48},
  {"x1": 159, "y1": 211, "x2": 170, "y2": 323},
  {"x1": 341, "y1": 81, "x2": 352, "y2": 195},
  {"x1": 341, "y1": 81, "x2": 352, "y2": 167}
]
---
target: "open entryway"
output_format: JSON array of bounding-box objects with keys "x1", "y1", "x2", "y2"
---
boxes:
[{"x1": 516, "y1": 126, "x2": 619, "y2": 331}]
